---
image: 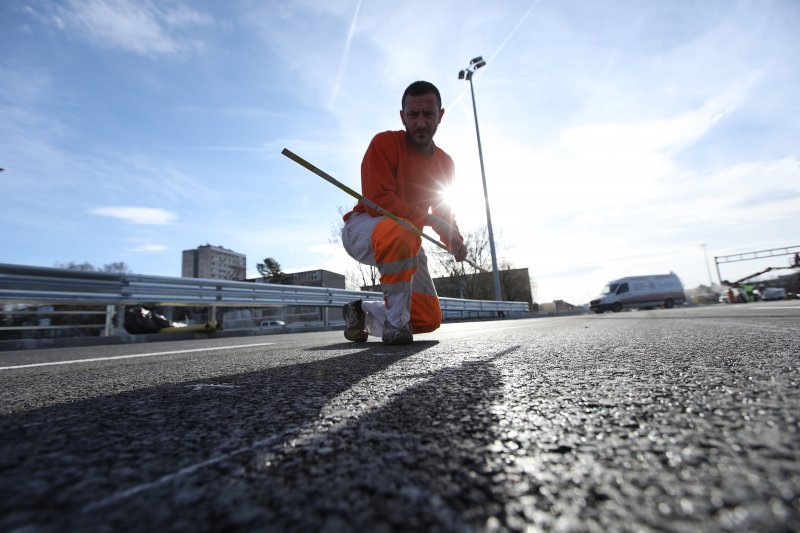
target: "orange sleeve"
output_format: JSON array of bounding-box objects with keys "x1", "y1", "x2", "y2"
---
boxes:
[{"x1": 360, "y1": 133, "x2": 428, "y2": 228}]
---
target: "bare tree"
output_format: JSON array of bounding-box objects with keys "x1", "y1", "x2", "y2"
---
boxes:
[
  {"x1": 426, "y1": 225, "x2": 493, "y2": 278},
  {"x1": 102, "y1": 262, "x2": 131, "y2": 274},
  {"x1": 426, "y1": 226, "x2": 535, "y2": 305},
  {"x1": 54, "y1": 261, "x2": 132, "y2": 273},
  {"x1": 55, "y1": 261, "x2": 95, "y2": 271}
]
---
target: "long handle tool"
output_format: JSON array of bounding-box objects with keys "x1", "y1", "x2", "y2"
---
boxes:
[{"x1": 281, "y1": 148, "x2": 487, "y2": 273}]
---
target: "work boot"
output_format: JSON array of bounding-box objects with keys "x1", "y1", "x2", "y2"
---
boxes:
[
  {"x1": 382, "y1": 320, "x2": 413, "y2": 345},
  {"x1": 343, "y1": 299, "x2": 368, "y2": 342}
]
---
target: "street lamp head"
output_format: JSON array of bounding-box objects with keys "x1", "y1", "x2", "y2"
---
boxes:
[{"x1": 460, "y1": 56, "x2": 486, "y2": 81}]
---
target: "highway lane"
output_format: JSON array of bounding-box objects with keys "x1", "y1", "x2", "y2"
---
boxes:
[{"x1": 1, "y1": 302, "x2": 799, "y2": 531}]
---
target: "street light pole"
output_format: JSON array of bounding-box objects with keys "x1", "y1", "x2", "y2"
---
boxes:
[
  {"x1": 701, "y1": 244, "x2": 714, "y2": 287},
  {"x1": 459, "y1": 56, "x2": 502, "y2": 302}
]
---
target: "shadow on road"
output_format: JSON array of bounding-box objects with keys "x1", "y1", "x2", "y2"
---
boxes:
[
  {"x1": 305, "y1": 339, "x2": 440, "y2": 352},
  {"x1": 241, "y1": 348, "x2": 518, "y2": 530},
  {"x1": 0, "y1": 342, "x2": 440, "y2": 530}
]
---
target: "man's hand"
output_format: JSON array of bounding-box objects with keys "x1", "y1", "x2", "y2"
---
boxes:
[
  {"x1": 450, "y1": 241, "x2": 468, "y2": 262},
  {"x1": 427, "y1": 214, "x2": 468, "y2": 262}
]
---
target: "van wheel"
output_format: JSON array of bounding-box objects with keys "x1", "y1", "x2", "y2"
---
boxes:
[
  {"x1": 612, "y1": 302, "x2": 622, "y2": 313},
  {"x1": 664, "y1": 298, "x2": 674, "y2": 309}
]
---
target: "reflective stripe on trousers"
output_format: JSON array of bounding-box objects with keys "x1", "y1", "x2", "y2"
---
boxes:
[{"x1": 342, "y1": 212, "x2": 441, "y2": 333}]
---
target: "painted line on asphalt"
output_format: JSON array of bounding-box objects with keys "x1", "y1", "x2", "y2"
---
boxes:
[
  {"x1": 81, "y1": 434, "x2": 284, "y2": 514},
  {"x1": 81, "y1": 362, "x2": 422, "y2": 514},
  {"x1": 700, "y1": 320, "x2": 797, "y2": 333},
  {"x1": 0, "y1": 343, "x2": 276, "y2": 371},
  {"x1": 79, "y1": 346, "x2": 519, "y2": 514}
]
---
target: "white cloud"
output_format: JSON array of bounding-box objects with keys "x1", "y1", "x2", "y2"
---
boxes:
[
  {"x1": 329, "y1": 0, "x2": 362, "y2": 108},
  {"x1": 56, "y1": 0, "x2": 212, "y2": 56},
  {"x1": 128, "y1": 243, "x2": 169, "y2": 253},
  {"x1": 90, "y1": 206, "x2": 177, "y2": 225}
]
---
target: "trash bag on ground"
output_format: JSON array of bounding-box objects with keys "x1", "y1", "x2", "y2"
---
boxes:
[{"x1": 124, "y1": 306, "x2": 172, "y2": 334}]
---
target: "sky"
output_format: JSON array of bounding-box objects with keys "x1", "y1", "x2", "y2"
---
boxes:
[{"x1": 2, "y1": 0, "x2": 798, "y2": 305}]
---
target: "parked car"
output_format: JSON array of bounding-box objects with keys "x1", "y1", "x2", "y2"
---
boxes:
[
  {"x1": 259, "y1": 320, "x2": 286, "y2": 329},
  {"x1": 762, "y1": 287, "x2": 787, "y2": 301}
]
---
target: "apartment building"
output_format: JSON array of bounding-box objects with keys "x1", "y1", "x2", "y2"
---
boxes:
[{"x1": 182, "y1": 244, "x2": 246, "y2": 280}]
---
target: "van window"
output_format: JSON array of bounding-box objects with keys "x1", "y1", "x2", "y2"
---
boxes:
[
  {"x1": 602, "y1": 283, "x2": 618, "y2": 295},
  {"x1": 616, "y1": 283, "x2": 629, "y2": 295}
]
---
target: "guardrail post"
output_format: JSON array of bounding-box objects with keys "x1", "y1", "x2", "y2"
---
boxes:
[
  {"x1": 210, "y1": 283, "x2": 223, "y2": 329},
  {"x1": 104, "y1": 305, "x2": 115, "y2": 337},
  {"x1": 209, "y1": 305, "x2": 217, "y2": 329},
  {"x1": 115, "y1": 304, "x2": 125, "y2": 334}
]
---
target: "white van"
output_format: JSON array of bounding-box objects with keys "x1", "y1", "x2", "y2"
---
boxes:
[{"x1": 590, "y1": 273, "x2": 686, "y2": 313}]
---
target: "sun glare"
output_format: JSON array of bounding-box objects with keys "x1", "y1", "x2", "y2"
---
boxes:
[
  {"x1": 439, "y1": 185, "x2": 454, "y2": 210},
  {"x1": 440, "y1": 184, "x2": 466, "y2": 213},
  {"x1": 437, "y1": 182, "x2": 488, "y2": 229}
]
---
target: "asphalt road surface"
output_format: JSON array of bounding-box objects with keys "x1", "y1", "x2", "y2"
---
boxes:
[{"x1": 2, "y1": 302, "x2": 799, "y2": 532}]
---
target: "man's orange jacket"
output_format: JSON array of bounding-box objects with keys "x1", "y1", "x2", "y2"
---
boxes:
[{"x1": 344, "y1": 130, "x2": 460, "y2": 247}]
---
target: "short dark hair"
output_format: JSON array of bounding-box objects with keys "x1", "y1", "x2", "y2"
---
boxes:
[{"x1": 402, "y1": 81, "x2": 442, "y2": 110}]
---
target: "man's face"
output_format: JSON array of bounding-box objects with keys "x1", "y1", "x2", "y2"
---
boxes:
[{"x1": 400, "y1": 93, "x2": 444, "y2": 152}]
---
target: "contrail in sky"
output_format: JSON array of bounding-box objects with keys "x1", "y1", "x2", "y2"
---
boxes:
[
  {"x1": 490, "y1": 0, "x2": 541, "y2": 65},
  {"x1": 449, "y1": 0, "x2": 541, "y2": 110},
  {"x1": 330, "y1": 0, "x2": 362, "y2": 108}
]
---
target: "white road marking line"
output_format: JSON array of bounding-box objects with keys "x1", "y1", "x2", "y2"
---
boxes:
[
  {"x1": 81, "y1": 367, "x2": 422, "y2": 514},
  {"x1": 700, "y1": 320, "x2": 797, "y2": 333},
  {"x1": 187, "y1": 383, "x2": 240, "y2": 391},
  {"x1": 81, "y1": 434, "x2": 284, "y2": 514},
  {"x1": 0, "y1": 343, "x2": 276, "y2": 371},
  {"x1": 79, "y1": 347, "x2": 515, "y2": 514}
]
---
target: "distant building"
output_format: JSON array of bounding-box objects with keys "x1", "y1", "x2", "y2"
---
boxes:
[
  {"x1": 359, "y1": 267, "x2": 535, "y2": 308},
  {"x1": 251, "y1": 269, "x2": 346, "y2": 289},
  {"x1": 182, "y1": 244, "x2": 246, "y2": 280},
  {"x1": 247, "y1": 268, "x2": 347, "y2": 326},
  {"x1": 432, "y1": 267, "x2": 535, "y2": 307},
  {"x1": 288, "y1": 269, "x2": 346, "y2": 289},
  {"x1": 539, "y1": 300, "x2": 581, "y2": 316},
  {"x1": 287, "y1": 270, "x2": 345, "y2": 289}
]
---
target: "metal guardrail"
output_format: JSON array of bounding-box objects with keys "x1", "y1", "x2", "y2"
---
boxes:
[
  {"x1": 0, "y1": 263, "x2": 380, "y2": 308},
  {"x1": 0, "y1": 263, "x2": 530, "y2": 340}
]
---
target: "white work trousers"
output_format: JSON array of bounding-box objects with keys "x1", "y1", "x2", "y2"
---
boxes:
[{"x1": 342, "y1": 212, "x2": 441, "y2": 337}]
